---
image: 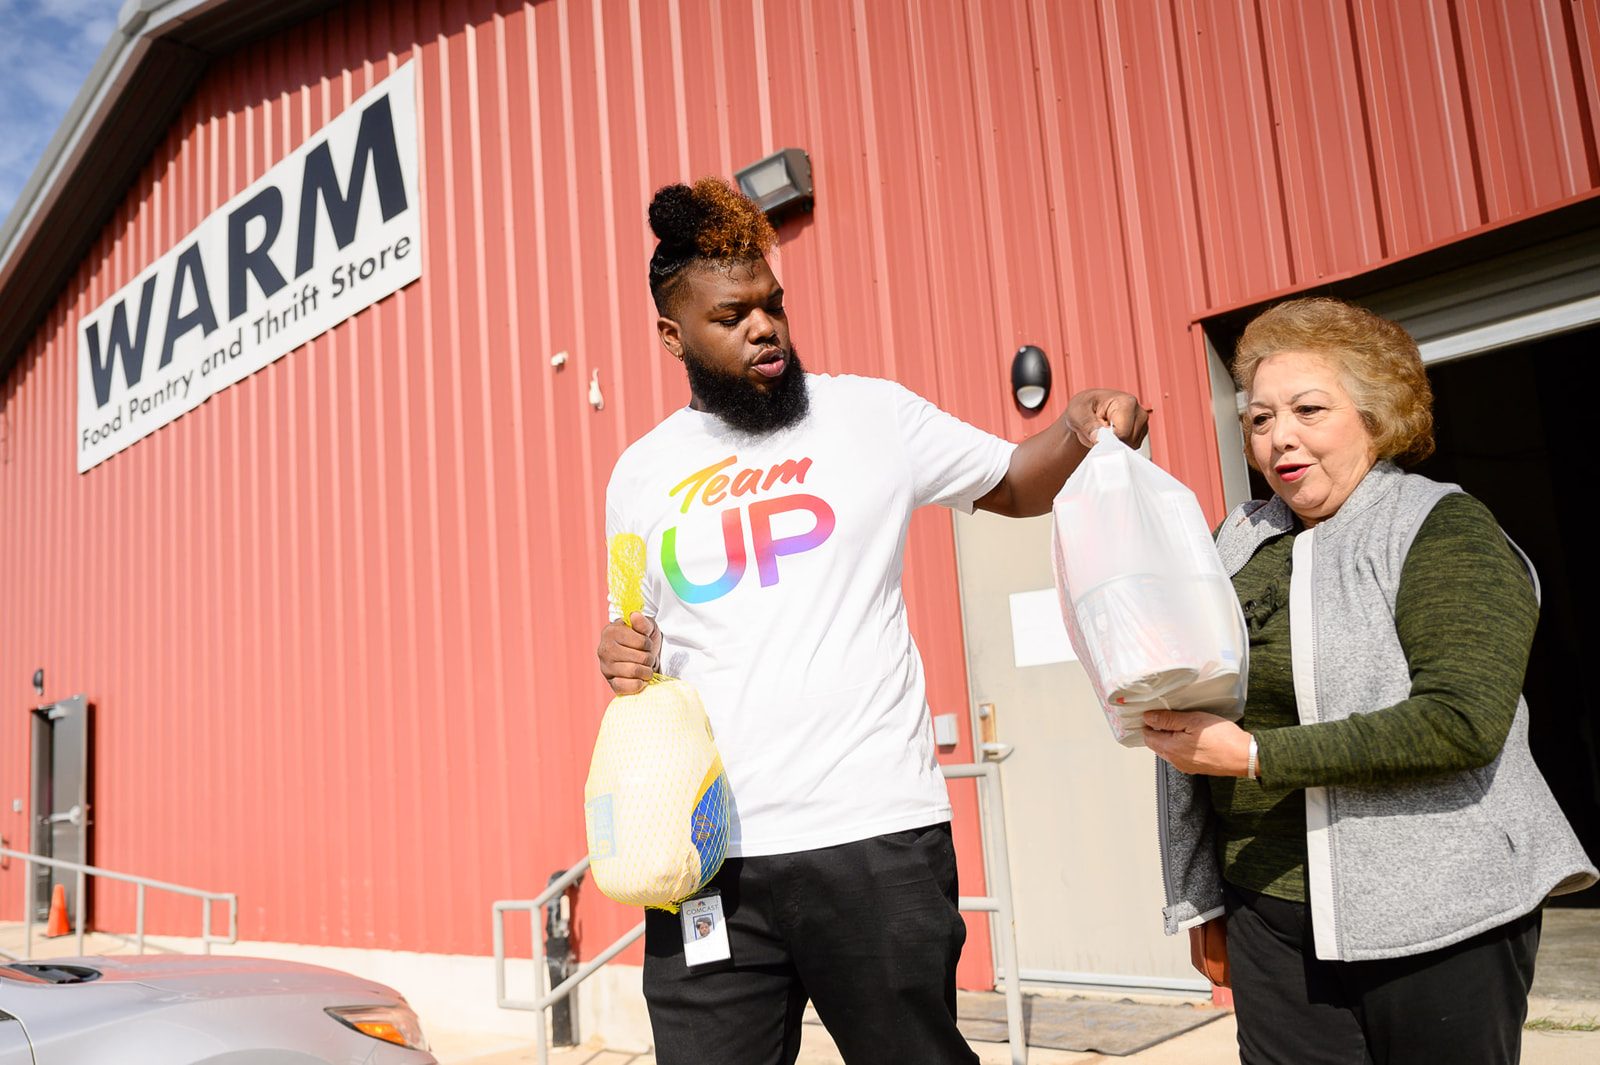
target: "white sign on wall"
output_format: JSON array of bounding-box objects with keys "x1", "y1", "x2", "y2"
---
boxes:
[
  {"x1": 76, "y1": 61, "x2": 421, "y2": 472},
  {"x1": 1009, "y1": 587, "x2": 1077, "y2": 668}
]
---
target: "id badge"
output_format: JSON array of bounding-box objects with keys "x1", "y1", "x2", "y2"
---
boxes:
[{"x1": 679, "y1": 891, "x2": 731, "y2": 966}]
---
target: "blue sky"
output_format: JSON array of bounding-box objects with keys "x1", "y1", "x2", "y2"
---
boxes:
[{"x1": 0, "y1": 0, "x2": 125, "y2": 225}]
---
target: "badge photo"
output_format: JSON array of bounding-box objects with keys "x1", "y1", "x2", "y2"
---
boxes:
[{"x1": 679, "y1": 892, "x2": 731, "y2": 966}]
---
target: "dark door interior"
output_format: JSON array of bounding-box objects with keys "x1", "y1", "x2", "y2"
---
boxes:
[
  {"x1": 1414, "y1": 328, "x2": 1599, "y2": 904},
  {"x1": 29, "y1": 695, "x2": 92, "y2": 926}
]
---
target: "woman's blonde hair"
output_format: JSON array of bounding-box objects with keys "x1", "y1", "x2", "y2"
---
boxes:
[{"x1": 1233, "y1": 297, "x2": 1434, "y2": 466}]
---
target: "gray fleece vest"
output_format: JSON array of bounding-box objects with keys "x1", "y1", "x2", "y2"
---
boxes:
[{"x1": 1159, "y1": 462, "x2": 1596, "y2": 961}]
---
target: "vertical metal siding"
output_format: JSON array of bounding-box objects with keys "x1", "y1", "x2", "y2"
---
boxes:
[
  {"x1": 1353, "y1": 0, "x2": 1484, "y2": 253},
  {"x1": 3, "y1": 0, "x2": 1597, "y2": 986},
  {"x1": 1182, "y1": 0, "x2": 1600, "y2": 306}
]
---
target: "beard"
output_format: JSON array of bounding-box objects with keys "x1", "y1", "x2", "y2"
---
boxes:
[{"x1": 683, "y1": 344, "x2": 810, "y2": 434}]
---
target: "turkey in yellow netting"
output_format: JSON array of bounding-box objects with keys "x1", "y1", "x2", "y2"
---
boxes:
[{"x1": 583, "y1": 533, "x2": 730, "y2": 910}]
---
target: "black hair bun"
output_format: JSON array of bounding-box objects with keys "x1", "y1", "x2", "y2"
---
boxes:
[{"x1": 648, "y1": 184, "x2": 706, "y2": 252}]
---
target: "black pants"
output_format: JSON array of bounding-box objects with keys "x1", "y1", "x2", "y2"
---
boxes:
[
  {"x1": 642, "y1": 823, "x2": 978, "y2": 1065},
  {"x1": 1225, "y1": 884, "x2": 1541, "y2": 1065}
]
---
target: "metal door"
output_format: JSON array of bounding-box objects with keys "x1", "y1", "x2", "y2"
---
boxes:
[
  {"x1": 952, "y1": 511, "x2": 1200, "y2": 990},
  {"x1": 30, "y1": 695, "x2": 91, "y2": 926}
]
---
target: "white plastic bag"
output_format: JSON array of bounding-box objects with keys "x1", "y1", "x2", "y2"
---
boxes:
[{"x1": 1051, "y1": 430, "x2": 1247, "y2": 747}]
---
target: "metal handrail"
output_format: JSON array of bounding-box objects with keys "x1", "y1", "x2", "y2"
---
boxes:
[
  {"x1": 1, "y1": 847, "x2": 238, "y2": 959},
  {"x1": 493, "y1": 858, "x2": 645, "y2": 1060},
  {"x1": 945, "y1": 759, "x2": 1027, "y2": 1064},
  {"x1": 493, "y1": 759, "x2": 1027, "y2": 1065}
]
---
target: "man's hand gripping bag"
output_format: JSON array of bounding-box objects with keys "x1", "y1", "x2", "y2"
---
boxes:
[
  {"x1": 583, "y1": 534, "x2": 731, "y2": 910},
  {"x1": 1051, "y1": 430, "x2": 1248, "y2": 746}
]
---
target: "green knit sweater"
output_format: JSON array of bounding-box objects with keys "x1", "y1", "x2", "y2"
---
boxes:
[{"x1": 1207, "y1": 492, "x2": 1539, "y2": 901}]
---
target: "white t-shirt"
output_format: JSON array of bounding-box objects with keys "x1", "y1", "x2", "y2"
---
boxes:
[{"x1": 605, "y1": 373, "x2": 1016, "y2": 857}]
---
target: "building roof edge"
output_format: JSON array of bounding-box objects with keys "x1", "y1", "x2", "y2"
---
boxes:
[{"x1": 0, "y1": 0, "x2": 343, "y2": 387}]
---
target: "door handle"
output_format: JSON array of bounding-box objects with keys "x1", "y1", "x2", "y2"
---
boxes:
[
  {"x1": 976, "y1": 703, "x2": 1013, "y2": 761},
  {"x1": 44, "y1": 804, "x2": 82, "y2": 827}
]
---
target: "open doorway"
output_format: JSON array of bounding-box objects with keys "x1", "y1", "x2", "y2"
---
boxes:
[
  {"x1": 30, "y1": 694, "x2": 94, "y2": 928},
  {"x1": 1414, "y1": 328, "x2": 1599, "y2": 905}
]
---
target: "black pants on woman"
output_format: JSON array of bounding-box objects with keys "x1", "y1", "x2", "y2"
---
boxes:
[{"x1": 1224, "y1": 883, "x2": 1541, "y2": 1065}]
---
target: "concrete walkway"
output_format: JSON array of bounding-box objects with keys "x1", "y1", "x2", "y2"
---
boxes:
[
  {"x1": 430, "y1": 995, "x2": 1600, "y2": 1065},
  {"x1": 433, "y1": 908, "x2": 1600, "y2": 1065},
  {"x1": 3, "y1": 917, "x2": 1595, "y2": 1064},
  {"x1": 429, "y1": 996, "x2": 1241, "y2": 1065}
]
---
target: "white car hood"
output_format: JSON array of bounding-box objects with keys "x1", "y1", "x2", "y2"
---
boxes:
[{"x1": 47, "y1": 955, "x2": 405, "y2": 999}]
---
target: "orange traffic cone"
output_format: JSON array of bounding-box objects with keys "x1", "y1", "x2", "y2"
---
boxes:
[{"x1": 45, "y1": 884, "x2": 70, "y2": 937}]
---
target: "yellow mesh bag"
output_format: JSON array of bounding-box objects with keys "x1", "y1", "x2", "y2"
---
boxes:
[{"x1": 583, "y1": 534, "x2": 731, "y2": 910}]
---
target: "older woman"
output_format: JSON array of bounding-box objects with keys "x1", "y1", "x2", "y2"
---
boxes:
[{"x1": 1144, "y1": 298, "x2": 1595, "y2": 1065}]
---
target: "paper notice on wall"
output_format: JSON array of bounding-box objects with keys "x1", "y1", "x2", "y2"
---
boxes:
[{"x1": 1009, "y1": 588, "x2": 1077, "y2": 668}]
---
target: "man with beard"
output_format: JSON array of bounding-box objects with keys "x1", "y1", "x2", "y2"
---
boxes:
[{"x1": 597, "y1": 178, "x2": 1147, "y2": 1065}]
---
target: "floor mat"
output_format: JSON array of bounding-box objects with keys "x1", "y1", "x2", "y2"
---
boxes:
[{"x1": 957, "y1": 991, "x2": 1226, "y2": 1057}]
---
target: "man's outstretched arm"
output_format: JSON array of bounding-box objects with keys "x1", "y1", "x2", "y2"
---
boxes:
[{"x1": 974, "y1": 389, "x2": 1149, "y2": 518}]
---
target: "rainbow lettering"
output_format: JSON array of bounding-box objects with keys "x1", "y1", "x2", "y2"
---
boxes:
[
  {"x1": 671, "y1": 455, "x2": 813, "y2": 514},
  {"x1": 662, "y1": 508, "x2": 747, "y2": 603},
  {"x1": 748, "y1": 495, "x2": 836, "y2": 587},
  {"x1": 660, "y1": 455, "x2": 833, "y2": 602}
]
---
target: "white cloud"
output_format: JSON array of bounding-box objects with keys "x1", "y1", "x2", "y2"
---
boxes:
[
  {"x1": 16, "y1": 48, "x2": 94, "y2": 111},
  {"x1": 32, "y1": 0, "x2": 124, "y2": 22},
  {"x1": 0, "y1": 0, "x2": 125, "y2": 223},
  {"x1": 77, "y1": 17, "x2": 116, "y2": 51}
]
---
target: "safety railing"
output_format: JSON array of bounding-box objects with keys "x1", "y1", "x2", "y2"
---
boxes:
[
  {"x1": 493, "y1": 859, "x2": 643, "y2": 1061},
  {"x1": 0, "y1": 847, "x2": 238, "y2": 959},
  {"x1": 493, "y1": 758, "x2": 1026, "y2": 1065},
  {"x1": 946, "y1": 759, "x2": 1027, "y2": 1064}
]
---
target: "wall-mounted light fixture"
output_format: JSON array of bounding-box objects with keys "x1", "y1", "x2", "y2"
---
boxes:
[
  {"x1": 32, "y1": 669, "x2": 44, "y2": 698},
  {"x1": 735, "y1": 149, "x2": 814, "y2": 221},
  {"x1": 1011, "y1": 345, "x2": 1052, "y2": 410}
]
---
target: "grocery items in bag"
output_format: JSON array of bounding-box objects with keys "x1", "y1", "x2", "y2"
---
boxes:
[
  {"x1": 584, "y1": 533, "x2": 731, "y2": 909},
  {"x1": 1051, "y1": 430, "x2": 1247, "y2": 747}
]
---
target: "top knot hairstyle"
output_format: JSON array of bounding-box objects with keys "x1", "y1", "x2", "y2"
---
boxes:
[{"x1": 648, "y1": 178, "x2": 777, "y2": 316}]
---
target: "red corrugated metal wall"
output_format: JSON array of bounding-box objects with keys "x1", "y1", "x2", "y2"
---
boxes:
[{"x1": 1, "y1": 0, "x2": 1596, "y2": 984}]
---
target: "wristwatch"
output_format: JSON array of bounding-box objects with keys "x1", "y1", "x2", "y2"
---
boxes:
[{"x1": 1246, "y1": 735, "x2": 1260, "y2": 780}]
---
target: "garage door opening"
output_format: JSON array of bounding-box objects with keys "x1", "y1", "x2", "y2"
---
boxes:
[{"x1": 1413, "y1": 326, "x2": 1599, "y2": 906}]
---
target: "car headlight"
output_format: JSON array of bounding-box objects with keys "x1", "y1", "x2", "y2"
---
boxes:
[{"x1": 326, "y1": 1003, "x2": 430, "y2": 1051}]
